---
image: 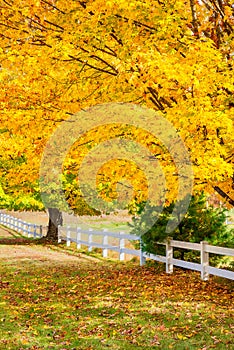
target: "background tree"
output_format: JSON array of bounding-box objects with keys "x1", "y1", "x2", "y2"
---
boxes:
[{"x1": 130, "y1": 193, "x2": 234, "y2": 262}]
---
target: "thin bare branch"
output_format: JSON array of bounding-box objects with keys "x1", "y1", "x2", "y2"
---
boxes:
[
  {"x1": 67, "y1": 55, "x2": 118, "y2": 76},
  {"x1": 41, "y1": 0, "x2": 66, "y2": 14}
]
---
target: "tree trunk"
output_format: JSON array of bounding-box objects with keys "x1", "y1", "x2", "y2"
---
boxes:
[{"x1": 46, "y1": 208, "x2": 63, "y2": 241}]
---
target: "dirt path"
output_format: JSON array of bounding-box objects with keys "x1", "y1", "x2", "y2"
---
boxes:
[
  {"x1": 0, "y1": 226, "x2": 101, "y2": 266},
  {"x1": 0, "y1": 226, "x2": 16, "y2": 239}
]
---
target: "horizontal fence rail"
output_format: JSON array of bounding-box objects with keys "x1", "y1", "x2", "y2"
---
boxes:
[
  {"x1": 0, "y1": 213, "x2": 44, "y2": 238},
  {"x1": 58, "y1": 225, "x2": 234, "y2": 281}
]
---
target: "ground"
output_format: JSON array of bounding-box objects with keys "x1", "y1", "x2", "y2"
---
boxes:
[
  {"x1": 0, "y1": 226, "x2": 100, "y2": 263},
  {"x1": 0, "y1": 225, "x2": 233, "y2": 350}
]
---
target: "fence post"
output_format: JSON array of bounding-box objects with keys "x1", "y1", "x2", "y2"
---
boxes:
[
  {"x1": 140, "y1": 237, "x2": 146, "y2": 266},
  {"x1": 67, "y1": 226, "x2": 71, "y2": 247},
  {"x1": 201, "y1": 241, "x2": 209, "y2": 281},
  {"x1": 166, "y1": 238, "x2": 173, "y2": 274},
  {"x1": 39, "y1": 225, "x2": 43, "y2": 237},
  {"x1": 15, "y1": 218, "x2": 20, "y2": 232},
  {"x1": 119, "y1": 231, "x2": 125, "y2": 261},
  {"x1": 13, "y1": 217, "x2": 16, "y2": 230},
  {"x1": 10, "y1": 217, "x2": 13, "y2": 230},
  {"x1": 33, "y1": 224, "x2": 37, "y2": 238},
  {"x1": 6, "y1": 215, "x2": 9, "y2": 227},
  {"x1": 58, "y1": 225, "x2": 61, "y2": 243},
  {"x1": 23, "y1": 223, "x2": 26, "y2": 236},
  {"x1": 103, "y1": 229, "x2": 108, "y2": 258},
  {"x1": 76, "y1": 227, "x2": 81, "y2": 249},
  {"x1": 27, "y1": 223, "x2": 31, "y2": 238},
  {"x1": 88, "y1": 229, "x2": 93, "y2": 252},
  {"x1": 18, "y1": 221, "x2": 22, "y2": 233}
]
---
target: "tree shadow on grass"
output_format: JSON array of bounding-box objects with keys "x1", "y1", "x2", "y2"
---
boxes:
[{"x1": 0, "y1": 236, "x2": 59, "y2": 246}]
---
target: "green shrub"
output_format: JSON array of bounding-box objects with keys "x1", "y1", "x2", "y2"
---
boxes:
[{"x1": 130, "y1": 193, "x2": 234, "y2": 264}]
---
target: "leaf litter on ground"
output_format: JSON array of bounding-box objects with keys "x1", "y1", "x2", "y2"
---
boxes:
[{"x1": 0, "y1": 242, "x2": 233, "y2": 350}]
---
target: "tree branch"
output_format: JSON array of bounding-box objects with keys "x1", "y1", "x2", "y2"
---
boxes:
[
  {"x1": 41, "y1": 0, "x2": 66, "y2": 14},
  {"x1": 67, "y1": 55, "x2": 118, "y2": 76},
  {"x1": 214, "y1": 185, "x2": 234, "y2": 206}
]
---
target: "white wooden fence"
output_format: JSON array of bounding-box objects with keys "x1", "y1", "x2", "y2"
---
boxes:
[
  {"x1": 58, "y1": 225, "x2": 144, "y2": 263},
  {"x1": 0, "y1": 212, "x2": 233, "y2": 281},
  {"x1": 0, "y1": 213, "x2": 44, "y2": 238},
  {"x1": 58, "y1": 225, "x2": 234, "y2": 281}
]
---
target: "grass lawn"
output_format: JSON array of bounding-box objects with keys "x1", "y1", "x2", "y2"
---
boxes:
[{"x1": 0, "y1": 240, "x2": 233, "y2": 350}]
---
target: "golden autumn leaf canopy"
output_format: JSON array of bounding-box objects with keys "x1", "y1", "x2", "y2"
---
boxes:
[{"x1": 0, "y1": 0, "x2": 233, "y2": 211}]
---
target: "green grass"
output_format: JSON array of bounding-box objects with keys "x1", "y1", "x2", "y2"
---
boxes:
[
  {"x1": 64, "y1": 221, "x2": 131, "y2": 233},
  {"x1": 0, "y1": 244, "x2": 233, "y2": 350}
]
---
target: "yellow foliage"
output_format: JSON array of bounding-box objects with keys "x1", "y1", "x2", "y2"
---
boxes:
[{"x1": 0, "y1": 0, "x2": 233, "y2": 210}]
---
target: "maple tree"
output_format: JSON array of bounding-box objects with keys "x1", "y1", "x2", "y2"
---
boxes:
[{"x1": 0, "y1": 0, "x2": 233, "y2": 239}]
